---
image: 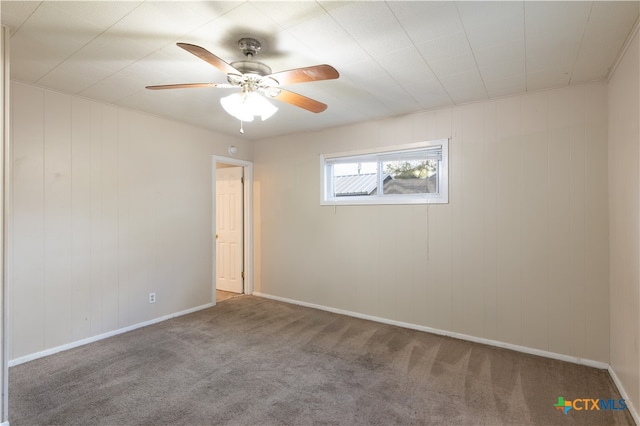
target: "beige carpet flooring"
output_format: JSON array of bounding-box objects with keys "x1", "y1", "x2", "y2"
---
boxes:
[{"x1": 9, "y1": 295, "x2": 634, "y2": 425}]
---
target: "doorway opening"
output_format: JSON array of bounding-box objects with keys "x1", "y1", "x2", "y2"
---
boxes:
[{"x1": 212, "y1": 156, "x2": 253, "y2": 305}]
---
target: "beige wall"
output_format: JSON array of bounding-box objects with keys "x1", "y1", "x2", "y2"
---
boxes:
[
  {"x1": 9, "y1": 82, "x2": 251, "y2": 360},
  {"x1": 1, "y1": 25, "x2": 8, "y2": 424},
  {"x1": 609, "y1": 30, "x2": 640, "y2": 416},
  {"x1": 254, "y1": 83, "x2": 610, "y2": 364}
]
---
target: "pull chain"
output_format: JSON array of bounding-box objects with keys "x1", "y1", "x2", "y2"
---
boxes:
[{"x1": 240, "y1": 120, "x2": 244, "y2": 134}]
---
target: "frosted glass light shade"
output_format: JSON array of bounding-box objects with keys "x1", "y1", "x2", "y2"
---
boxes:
[{"x1": 220, "y1": 91, "x2": 278, "y2": 122}]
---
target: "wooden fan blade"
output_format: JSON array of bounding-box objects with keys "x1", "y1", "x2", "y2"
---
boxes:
[
  {"x1": 146, "y1": 83, "x2": 234, "y2": 90},
  {"x1": 177, "y1": 42, "x2": 240, "y2": 75},
  {"x1": 271, "y1": 89, "x2": 327, "y2": 113},
  {"x1": 268, "y1": 64, "x2": 339, "y2": 86}
]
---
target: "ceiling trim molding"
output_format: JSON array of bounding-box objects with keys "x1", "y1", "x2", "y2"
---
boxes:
[{"x1": 607, "y1": 14, "x2": 640, "y2": 81}]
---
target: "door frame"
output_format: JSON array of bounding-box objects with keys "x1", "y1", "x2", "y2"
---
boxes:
[{"x1": 212, "y1": 156, "x2": 253, "y2": 304}]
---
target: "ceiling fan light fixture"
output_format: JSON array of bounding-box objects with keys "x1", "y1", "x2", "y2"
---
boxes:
[
  {"x1": 220, "y1": 91, "x2": 278, "y2": 122},
  {"x1": 220, "y1": 92, "x2": 254, "y2": 122}
]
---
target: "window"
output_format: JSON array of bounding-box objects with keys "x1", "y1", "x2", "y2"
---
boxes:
[{"x1": 321, "y1": 139, "x2": 449, "y2": 205}]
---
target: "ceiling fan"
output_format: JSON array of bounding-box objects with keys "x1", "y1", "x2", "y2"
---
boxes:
[{"x1": 146, "y1": 37, "x2": 339, "y2": 132}]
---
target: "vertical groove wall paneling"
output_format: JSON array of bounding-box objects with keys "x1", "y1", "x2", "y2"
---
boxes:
[
  {"x1": 9, "y1": 82, "x2": 251, "y2": 361},
  {"x1": 483, "y1": 101, "x2": 498, "y2": 341},
  {"x1": 584, "y1": 83, "x2": 609, "y2": 363},
  {"x1": 460, "y1": 103, "x2": 486, "y2": 339},
  {"x1": 11, "y1": 84, "x2": 45, "y2": 358},
  {"x1": 43, "y1": 90, "x2": 73, "y2": 350},
  {"x1": 86, "y1": 100, "x2": 102, "y2": 338},
  {"x1": 569, "y1": 86, "x2": 588, "y2": 359},
  {"x1": 70, "y1": 98, "x2": 92, "y2": 342},
  {"x1": 253, "y1": 82, "x2": 609, "y2": 364},
  {"x1": 520, "y1": 92, "x2": 549, "y2": 351},
  {"x1": 449, "y1": 107, "x2": 464, "y2": 334},
  {"x1": 100, "y1": 105, "x2": 119, "y2": 334},
  {"x1": 608, "y1": 29, "x2": 640, "y2": 413},
  {"x1": 546, "y1": 88, "x2": 573, "y2": 357},
  {"x1": 495, "y1": 96, "x2": 523, "y2": 346}
]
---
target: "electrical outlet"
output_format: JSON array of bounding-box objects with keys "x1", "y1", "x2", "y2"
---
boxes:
[{"x1": 149, "y1": 292, "x2": 156, "y2": 304}]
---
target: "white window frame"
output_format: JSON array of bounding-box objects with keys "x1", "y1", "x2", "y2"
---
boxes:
[{"x1": 320, "y1": 139, "x2": 449, "y2": 206}]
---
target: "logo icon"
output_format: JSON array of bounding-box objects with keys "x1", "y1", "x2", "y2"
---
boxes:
[{"x1": 554, "y1": 397, "x2": 572, "y2": 414}]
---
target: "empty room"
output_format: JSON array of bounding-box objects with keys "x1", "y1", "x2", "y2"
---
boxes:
[{"x1": 1, "y1": 1, "x2": 640, "y2": 425}]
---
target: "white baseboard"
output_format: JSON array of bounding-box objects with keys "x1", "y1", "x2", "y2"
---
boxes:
[
  {"x1": 9, "y1": 303, "x2": 213, "y2": 367},
  {"x1": 253, "y1": 292, "x2": 609, "y2": 369},
  {"x1": 609, "y1": 365, "x2": 640, "y2": 425}
]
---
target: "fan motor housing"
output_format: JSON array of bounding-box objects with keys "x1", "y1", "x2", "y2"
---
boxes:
[{"x1": 230, "y1": 60, "x2": 272, "y2": 76}]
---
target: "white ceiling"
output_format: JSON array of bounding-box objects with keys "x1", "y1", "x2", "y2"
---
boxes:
[{"x1": 2, "y1": 1, "x2": 638, "y2": 140}]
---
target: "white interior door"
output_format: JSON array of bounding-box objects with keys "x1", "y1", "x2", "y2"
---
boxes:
[{"x1": 216, "y1": 166, "x2": 243, "y2": 293}]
